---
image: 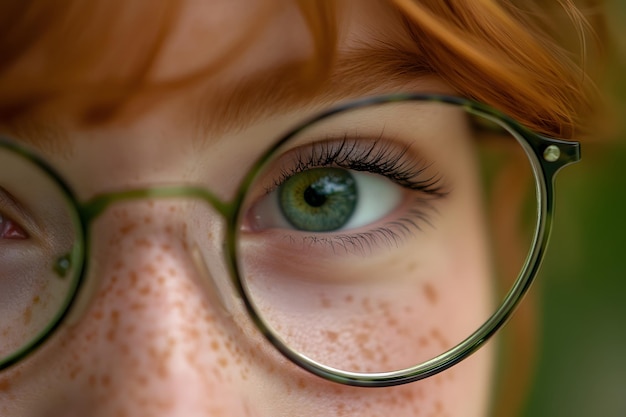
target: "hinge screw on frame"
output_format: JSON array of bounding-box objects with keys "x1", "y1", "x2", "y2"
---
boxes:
[{"x1": 543, "y1": 145, "x2": 561, "y2": 162}]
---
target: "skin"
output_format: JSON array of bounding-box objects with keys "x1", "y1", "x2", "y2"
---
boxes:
[{"x1": 0, "y1": 0, "x2": 496, "y2": 416}]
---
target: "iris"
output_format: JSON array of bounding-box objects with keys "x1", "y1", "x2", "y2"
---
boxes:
[{"x1": 278, "y1": 167, "x2": 357, "y2": 232}]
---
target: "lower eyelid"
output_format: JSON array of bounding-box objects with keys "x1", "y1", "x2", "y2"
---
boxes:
[{"x1": 242, "y1": 195, "x2": 440, "y2": 257}]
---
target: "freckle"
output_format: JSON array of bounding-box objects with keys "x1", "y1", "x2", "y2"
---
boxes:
[
  {"x1": 135, "y1": 237, "x2": 152, "y2": 248},
  {"x1": 119, "y1": 223, "x2": 136, "y2": 235},
  {"x1": 218, "y1": 357, "x2": 228, "y2": 368},
  {"x1": 158, "y1": 276, "x2": 166, "y2": 285},
  {"x1": 168, "y1": 205, "x2": 176, "y2": 212},
  {"x1": 139, "y1": 285, "x2": 151, "y2": 295},
  {"x1": 93, "y1": 310, "x2": 103, "y2": 320},
  {"x1": 23, "y1": 306, "x2": 32, "y2": 325},
  {"x1": 161, "y1": 243, "x2": 172, "y2": 252},
  {"x1": 113, "y1": 261, "x2": 124, "y2": 271},
  {"x1": 435, "y1": 400, "x2": 443, "y2": 412},
  {"x1": 33, "y1": 295, "x2": 40, "y2": 304},
  {"x1": 129, "y1": 271, "x2": 138, "y2": 287},
  {"x1": 344, "y1": 294, "x2": 353, "y2": 303},
  {"x1": 130, "y1": 302, "x2": 145, "y2": 311},
  {"x1": 143, "y1": 216, "x2": 152, "y2": 224},
  {"x1": 356, "y1": 332, "x2": 369, "y2": 344},
  {"x1": 0, "y1": 379, "x2": 11, "y2": 392},
  {"x1": 88, "y1": 374, "x2": 96, "y2": 387},
  {"x1": 106, "y1": 329, "x2": 116, "y2": 342},
  {"x1": 325, "y1": 330, "x2": 339, "y2": 342},
  {"x1": 362, "y1": 297, "x2": 372, "y2": 313},
  {"x1": 156, "y1": 363, "x2": 169, "y2": 379},
  {"x1": 101, "y1": 374, "x2": 111, "y2": 387},
  {"x1": 69, "y1": 365, "x2": 82, "y2": 380},
  {"x1": 116, "y1": 409, "x2": 129, "y2": 417},
  {"x1": 297, "y1": 378, "x2": 307, "y2": 389},
  {"x1": 423, "y1": 282, "x2": 438, "y2": 305},
  {"x1": 137, "y1": 374, "x2": 148, "y2": 386},
  {"x1": 418, "y1": 336, "x2": 429, "y2": 347}
]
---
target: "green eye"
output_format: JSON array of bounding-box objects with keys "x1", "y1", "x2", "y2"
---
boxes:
[{"x1": 278, "y1": 167, "x2": 357, "y2": 232}]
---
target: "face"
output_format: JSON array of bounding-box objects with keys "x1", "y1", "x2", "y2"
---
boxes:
[{"x1": 0, "y1": 0, "x2": 497, "y2": 416}]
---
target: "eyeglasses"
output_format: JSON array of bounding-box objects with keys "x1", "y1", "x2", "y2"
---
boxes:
[{"x1": 0, "y1": 93, "x2": 579, "y2": 387}]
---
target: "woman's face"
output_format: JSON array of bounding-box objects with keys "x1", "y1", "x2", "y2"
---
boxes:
[{"x1": 0, "y1": 0, "x2": 496, "y2": 416}]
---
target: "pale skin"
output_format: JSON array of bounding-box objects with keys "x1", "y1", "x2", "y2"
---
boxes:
[{"x1": 0, "y1": 0, "x2": 495, "y2": 416}]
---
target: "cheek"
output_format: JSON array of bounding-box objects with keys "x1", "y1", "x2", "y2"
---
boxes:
[
  {"x1": 0, "y1": 199, "x2": 493, "y2": 417},
  {"x1": 245, "y1": 250, "x2": 491, "y2": 373}
]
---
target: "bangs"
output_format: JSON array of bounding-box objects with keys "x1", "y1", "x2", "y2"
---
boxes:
[
  {"x1": 0, "y1": 0, "x2": 603, "y2": 139},
  {"x1": 0, "y1": 0, "x2": 338, "y2": 126}
]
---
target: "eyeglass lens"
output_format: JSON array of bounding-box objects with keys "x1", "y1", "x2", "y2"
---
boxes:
[
  {"x1": 0, "y1": 100, "x2": 537, "y2": 375},
  {"x1": 235, "y1": 100, "x2": 537, "y2": 374}
]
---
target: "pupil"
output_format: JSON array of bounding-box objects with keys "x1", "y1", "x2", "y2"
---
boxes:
[{"x1": 304, "y1": 186, "x2": 326, "y2": 207}]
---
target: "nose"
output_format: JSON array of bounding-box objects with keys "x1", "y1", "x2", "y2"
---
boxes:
[{"x1": 40, "y1": 201, "x2": 268, "y2": 416}]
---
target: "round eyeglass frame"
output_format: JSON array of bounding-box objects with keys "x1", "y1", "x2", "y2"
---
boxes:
[{"x1": 0, "y1": 93, "x2": 580, "y2": 386}]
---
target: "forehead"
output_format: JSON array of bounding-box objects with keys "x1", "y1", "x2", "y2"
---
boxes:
[
  {"x1": 2, "y1": 0, "x2": 433, "y2": 146},
  {"x1": 147, "y1": 0, "x2": 428, "y2": 132},
  {"x1": 151, "y1": 0, "x2": 314, "y2": 81}
]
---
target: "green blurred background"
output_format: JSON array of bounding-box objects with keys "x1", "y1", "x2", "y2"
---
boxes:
[{"x1": 520, "y1": 3, "x2": 626, "y2": 416}]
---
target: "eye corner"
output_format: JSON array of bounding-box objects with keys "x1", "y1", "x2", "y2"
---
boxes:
[{"x1": 0, "y1": 213, "x2": 29, "y2": 240}]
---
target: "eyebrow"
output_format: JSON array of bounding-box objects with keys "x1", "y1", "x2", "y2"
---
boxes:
[
  {"x1": 192, "y1": 41, "x2": 433, "y2": 140},
  {"x1": 3, "y1": 42, "x2": 433, "y2": 150}
]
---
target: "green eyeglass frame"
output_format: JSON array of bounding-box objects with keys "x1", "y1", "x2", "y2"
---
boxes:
[{"x1": 0, "y1": 93, "x2": 580, "y2": 387}]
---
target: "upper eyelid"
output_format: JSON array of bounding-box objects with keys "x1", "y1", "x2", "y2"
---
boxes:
[{"x1": 271, "y1": 137, "x2": 447, "y2": 194}]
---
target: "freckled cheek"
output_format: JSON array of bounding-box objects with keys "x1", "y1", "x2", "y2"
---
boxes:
[{"x1": 240, "y1": 245, "x2": 492, "y2": 374}]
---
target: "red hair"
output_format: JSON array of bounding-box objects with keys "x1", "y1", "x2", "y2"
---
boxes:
[
  {"x1": 0, "y1": 0, "x2": 605, "y2": 137},
  {"x1": 0, "y1": 2, "x2": 608, "y2": 414}
]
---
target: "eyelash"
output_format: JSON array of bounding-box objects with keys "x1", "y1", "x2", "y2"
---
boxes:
[
  {"x1": 266, "y1": 137, "x2": 448, "y2": 254},
  {"x1": 273, "y1": 137, "x2": 447, "y2": 195}
]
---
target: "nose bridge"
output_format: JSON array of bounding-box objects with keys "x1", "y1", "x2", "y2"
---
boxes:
[
  {"x1": 68, "y1": 195, "x2": 232, "y2": 324},
  {"x1": 59, "y1": 198, "x2": 261, "y2": 415}
]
